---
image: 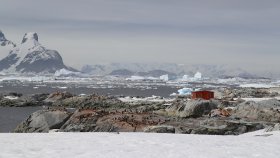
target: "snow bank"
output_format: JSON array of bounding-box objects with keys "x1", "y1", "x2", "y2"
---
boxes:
[
  {"x1": 119, "y1": 96, "x2": 174, "y2": 103},
  {"x1": 0, "y1": 132, "x2": 279, "y2": 158},
  {"x1": 240, "y1": 83, "x2": 277, "y2": 88},
  {"x1": 4, "y1": 96, "x2": 19, "y2": 100},
  {"x1": 236, "y1": 97, "x2": 280, "y2": 102}
]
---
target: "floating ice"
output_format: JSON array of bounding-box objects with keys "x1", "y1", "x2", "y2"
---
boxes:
[
  {"x1": 194, "y1": 72, "x2": 202, "y2": 79},
  {"x1": 126, "y1": 76, "x2": 145, "y2": 81},
  {"x1": 182, "y1": 75, "x2": 189, "y2": 81},
  {"x1": 240, "y1": 84, "x2": 276, "y2": 88},
  {"x1": 54, "y1": 69, "x2": 79, "y2": 77},
  {"x1": 178, "y1": 88, "x2": 193, "y2": 95},
  {"x1": 159, "y1": 74, "x2": 169, "y2": 81},
  {"x1": 4, "y1": 96, "x2": 19, "y2": 100}
]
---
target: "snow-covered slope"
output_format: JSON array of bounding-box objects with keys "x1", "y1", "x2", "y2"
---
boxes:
[
  {"x1": 0, "y1": 31, "x2": 73, "y2": 74},
  {"x1": 0, "y1": 131, "x2": 279, "y2": 158}
]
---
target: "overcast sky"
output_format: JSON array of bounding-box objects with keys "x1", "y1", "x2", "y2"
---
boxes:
[{"x1": 1, "y1": 0, "x2": 280, "y2": 72}]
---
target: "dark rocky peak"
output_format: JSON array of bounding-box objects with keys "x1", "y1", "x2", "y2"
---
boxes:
[
  {"x1": 21, "y1": 32, "x2": 39, "y2": 44},
  {"x1": 0, "y1": 30, "x2": 6, "y2": 41}
]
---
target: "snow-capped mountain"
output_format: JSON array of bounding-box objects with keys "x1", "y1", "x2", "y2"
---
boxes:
[
  {"x1": 0, "y1": 31, "x2": 74, "y2": 74},
  {"x1": 0, "y1": 30, "x2": 16, "y2": 59}
]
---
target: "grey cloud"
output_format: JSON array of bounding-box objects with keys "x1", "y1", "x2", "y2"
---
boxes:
[{"x1": 0, "y1": 0, "x2": 280, "y2": 75}]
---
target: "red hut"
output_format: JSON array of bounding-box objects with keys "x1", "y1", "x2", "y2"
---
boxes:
[{"x1": 191, "y1": 90, "x2": 214, "y2": 100}]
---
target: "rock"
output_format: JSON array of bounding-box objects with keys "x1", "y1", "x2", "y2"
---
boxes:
[
  {"x1": 44, "y1": 91, "x2": 74, "y2": 103},
  {"x1": 166, "y1": 99, "x2": 218, "y2": 118},
  {"x1": 269, "y1": 92, "x2": 278, "y2": 97},
  {"x1": 31, "y1": 93, "x2": 49, "y2": 102},
  {"x1": 210, "y1": 108, "x2": 232, "y2": 117},
  {"x1": 8, "y1": 92, "x2": 23, "y2": 97},
  {"x1": 233, "y1": 99, "x2": 280, "y2": 122},
  {"x1": 222, "y1": 88, "x2": 272, "y2": 99},
  {"x1": 60, "y1": 109, "x2": 100, "y2": 132},
  {"x1": 14, "y1": 109, "x2": 71, "y2": 133},
  {"x1": 175, "y1": 126, "x2": 193, "y2": 134},
  {"x1": 60, "y1": 108, "x2": 167, "y2": 132},
  {"x1": 51, "y1": 93, "x2": 126, "y2": 109},
  {"x1": 0, "y1": 96, "x2": 40, "y2": 107},
  {"x1": 236, "y1": 97, "x2": 246, "y2": 104},
  {"x1": 265, "y1": 123, "x2": 280, "y2": 132},
  {"x1": 0, "y1": 93, "x2": 50, "y2": 107},
  {"x1": 144, "y1": 125, "x2": 175, "y2": 133},
  {"x1": 0, "y1": 98, "x2": 22, "y2": 107},
  {"x1": 60, "y1": 109, "x2": 128, "y2": 132},
  {"x1": 190, "y1": 118, "x2": 265, "y2": 135}
]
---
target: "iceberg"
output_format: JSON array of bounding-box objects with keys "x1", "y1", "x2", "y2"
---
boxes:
[
  {"x1": 178, "y1": 88, "x2": 193, "y2": 95},
  {"x1": 194, "y1": 72, "x2": 202, "y2": 79},
  {"x1": 126, "y1": 76, "x2": 145, "y2": 81},
  {"x1": 54, "y1": 68, "x2": 79, "y2": 77},
  {"x1": 159, "y1": 74, "x2": 169, "y2": 81}
]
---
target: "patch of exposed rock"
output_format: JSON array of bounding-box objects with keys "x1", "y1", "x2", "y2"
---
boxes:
[
  {"x1": 188, "y1": 119, "x2": 265, "y2": 135},
  {"x1": 60, "y1": 109, "x2": 167, "y2": 132},
  {"x1": 51, "y1": 93, "x2": 127, "y2": 109},
  {"x1": 233, "y1": 99, "x2": 280, "y2": 122},
  {"x1": 0, "y1": 93, "x2": 49, "y2": 107},
  {"x1": 144, "y1": 125, "x2": 175, "y2": 133},
  {"x1": 219, "y1": 88, "x2": 275, "y2": 99},
  {"x1": 14, "y1": 109, "x2": 71, "y2": 133},
  {"x1": 44, "y1": 91, "x2": 73, "y2": 103},
  {"x1": 165, "y1": 99, "x2": 218, "y2": 118},
  {"x1": 265, "y1": 123, "x2": 280, "y2": 132}
]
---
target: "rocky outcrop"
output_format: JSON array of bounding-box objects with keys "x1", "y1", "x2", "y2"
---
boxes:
[
  {"x1": 14, "y1": 109, "x2": 71, "y2": 133},
  {"x1": 60, "y1": 109, "x2": 166, "y2": 132},
  {"x1": 176, "y1": 119, "x2": 265, "y2": 135},
  {"x1": 51, "y1": 93, "x2": 127, "y2": 109},
  {"x1": 233, "y1": 99, "x2": 280, "y2": 122},
  {"x1": 220, "y1": 88, "x2": 274, "y2": 99},
  {"x1": 60, "y1": 109, "x2": 101, "y2": 132},
  {"x1": 165, "y1": 99, "x2": 218, "y2": 118},
  {"x1": 265, "y1": 123, "x2": 280, "y2": 132},
  {"x1": 44, "y1": 91, "x2": 74, "y2": 103},
  {"x1": 0, "y1": 93, "x2": 49, "y2": 107},
  {"x1": 210, "y1": 108, "x2": 232, "y2": 117},
  {"x1": 11, "y1": 92, "x2": 280, "y2": 135}
]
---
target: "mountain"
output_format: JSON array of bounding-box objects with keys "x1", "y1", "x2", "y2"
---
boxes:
[
  {"x1": 81, "y1": 63, "x2": 254, "y2": 78},
  {"x1": 81, "y1": 63, "x2": 181, "y2": 76},
  {"x1": 0, "y1": 31, "x2": 74, "y2": 73},
  {"x1": 0, "y1": 30, "x2": 16, "y2": 59},
  {"x1": 109, "y1": 69, "x2": 134, "y2": 76},
  {"x1": 136, "y1": 70, "x2": 177, "y2": 78},
  {"x1": 81, "y1": 64, "x2": 106, "y2": 76}
]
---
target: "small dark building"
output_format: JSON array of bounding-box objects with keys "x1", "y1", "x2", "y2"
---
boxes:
[{"x1": 191, "y1": 90, "x2": 214, "y2": 100}]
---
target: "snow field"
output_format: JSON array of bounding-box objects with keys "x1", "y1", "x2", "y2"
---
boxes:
[{"x1": 0, "y1": 131, "x2": 279, "y2": 158}]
